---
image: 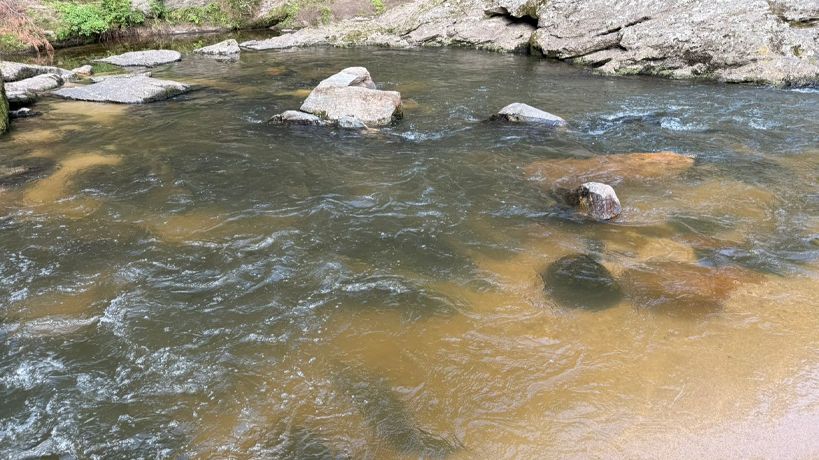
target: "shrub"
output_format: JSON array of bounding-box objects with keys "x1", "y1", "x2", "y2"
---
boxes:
[{"x1": 52, "y1": 0, "x2": 145, "y2": 41}]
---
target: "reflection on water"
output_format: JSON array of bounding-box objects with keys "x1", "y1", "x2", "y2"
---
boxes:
[{"x1": 1, "y1": 46, "x2": 819, "y2": 458}]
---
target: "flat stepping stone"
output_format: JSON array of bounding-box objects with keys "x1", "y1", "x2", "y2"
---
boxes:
[
  {"x1": 52, "y1": 75, "x2": 189, "y2": 104},
  {"x1": 6, "y1": 74, "x2": 64, "y2": 104},
  {"x1": 492, "y1": 102, "x2": 567, "y2": 126},
  {"x1": 95, "y1": 50, "x2": 181, "y2": 67}
]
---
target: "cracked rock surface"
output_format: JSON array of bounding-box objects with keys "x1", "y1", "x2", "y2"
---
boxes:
[{"x1": 244, "y1": 0, "x2": 819, "y2": 86}]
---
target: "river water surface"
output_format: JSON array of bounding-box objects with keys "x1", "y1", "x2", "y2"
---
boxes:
[{"x1": 1, "y1": 44, "x2": 819, "y2": 459}]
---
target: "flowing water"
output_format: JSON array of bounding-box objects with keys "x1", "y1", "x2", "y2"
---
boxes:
[{"x1": 1, "y1": 43, "x2": 819, "y2": 459}]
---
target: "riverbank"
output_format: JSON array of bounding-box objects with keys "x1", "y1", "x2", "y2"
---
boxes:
[{"x1": 4, "y1": 1, "x2": 818, "y2": 86}]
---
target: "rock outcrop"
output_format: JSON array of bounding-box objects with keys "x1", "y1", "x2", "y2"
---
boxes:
[
  {"x1": 491, "y1": 102, "x2": 567, "y2": 126},
  {"x1": 52, "y1": 75, "x2": 190, "y2": 104},
  {"x1": 565, "y1": 182, "x2": 622, "y2": 220},
  {"x1": 194, "y1": 39, "x2": 241, "y2": 56},
  {"x1": 241, "y1": 0, "x2": 536, "y2": 53},
  {"x1": 271, "y1": 67, "x2": 401, "y2": 128},
  {"x1": 95, "y1": 50, "x2": 182, "y2": 67},
  {"x1": 242, "y1": 0, "x2": 819, "y2": 86}
]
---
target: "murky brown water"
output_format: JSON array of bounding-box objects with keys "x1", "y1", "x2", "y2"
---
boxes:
[{"x1": 1, "y1": 43, "x2": 818, "y2": 459}]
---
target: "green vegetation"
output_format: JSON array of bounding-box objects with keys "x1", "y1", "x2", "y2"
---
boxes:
[
  {"x1": 1, "y1": 74, "x2": 9, "y2": 134},
  {"x1": 51, "y1": 0, "x2": 145, "y2": 40},
  {"x1": 371, "y1": 0, "x2": 385, "y2": 14}
]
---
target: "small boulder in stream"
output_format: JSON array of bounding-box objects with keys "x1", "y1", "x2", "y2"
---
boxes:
[
  {"x1": 271, "y1": 67, "x2": 402, "y2": 128},
  {"x1": 194, "y1": 39, "x2": 241, "y2": 56},
  {"x1": 564, "y1": 182, "x2": 622, "y2": 221},
  {"x1": 492, "y1": 102, "x2": 567, "y2": 127},
  {"x1": 95, "y1": 50, "x2": 182, "y2": 67},
  {"x1": 269, "y1": 110, "x2": 324, "y2": 125},
  {"x1": 52, "y1": 75, "x2": 189, "y2": 104},
  {"x1": 71, "y1": 65, "x2": 94, "y2": 77},
  {"x1": 542, "y1": 254, "x2": 622, "y2": 310}
]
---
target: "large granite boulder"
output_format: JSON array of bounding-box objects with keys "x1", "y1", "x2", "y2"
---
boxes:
[
  {"x1": 95, "y1": 50, "x2": 182, "y2": 67},
  {"x1": 491, "y1": 102, "x2": 567, "y2": 126},
  {"x1": 5, "y1": 74, "x2": 64, "y2": 104},
  {"x1": 300, "y1": 67, "x2": 401, "y2": 126},
  {"x1": 194, "y1": 39, "x2": 241, "y2": 56},
  {"x1": 0, "y1": 61, "x2": 74, "y2": 82},
  {"x1": 271, "y1": 67, "x2": 401, "y2": 128},
  {"x1": 532, "y1": 0, "x2": 819, "y2": 85},
  {"x1": 52, "y1": 75, "x2": 190, "y2": 103}
]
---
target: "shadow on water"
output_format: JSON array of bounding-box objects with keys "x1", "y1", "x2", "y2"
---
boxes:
[{"x1": 332, "y1": 365, "x2": 463, "y2": 458}]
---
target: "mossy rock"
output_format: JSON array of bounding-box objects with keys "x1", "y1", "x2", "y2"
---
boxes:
[{"x1": 1, "y1": 72, "x2": 9, "y2": 135}]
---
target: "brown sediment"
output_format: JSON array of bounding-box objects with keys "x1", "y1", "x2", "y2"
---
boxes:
[
  {"x1": 22, "y1": 152, "x2": 122, "y2": 205},
  {"x1": 524, "y1": 151, "x2": 695, "y2": 188}
]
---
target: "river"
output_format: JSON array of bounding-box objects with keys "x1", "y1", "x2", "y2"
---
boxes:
[{"x1": 1, "y1": 42, "x2": 818, "y2": 458}]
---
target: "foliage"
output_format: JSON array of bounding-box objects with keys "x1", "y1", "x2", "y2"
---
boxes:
[
  {"x1": 371, "y1": 0, "x2": 384, "y2": 14},
  {"x1": 0, "y1": 0, "x2": 54, "y2": 54},
  {"x1": 52, "y1": 0, "x2": 145, "y2": 40}
]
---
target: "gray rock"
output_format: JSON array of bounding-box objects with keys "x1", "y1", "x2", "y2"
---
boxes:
[
  {"x1": 316, "y1": 67, "x2": 376, "y2": 90},
  {"x1": 5, "y1": 74, "x2": 64, "y2": 104},
  {"x1": 533, "y1": 0, "x2": 819, "y2": 86},
  {"x1": 52, "y1": 75, "x2": 190, "y2": 104},
  {"x1": 0, "y1": 61, "x2": 74, "y2": 82},
  {"x1": 485, "y1": 0, "x2": 540, "y2": 19},
  {"x1": 71, "y1": 65, "x2": 94, "y2": 76},
  {"x1": 9, "y1": 107, "x2": 40, "y2": 119},
  {"x1": 336, "y1": 115, "x2": 368, "y2": 129},
  {"x1": 269, "y1": 110, "x2": 324, "y2": 125},
  {"x1": 297, "y1": 67, "x2": 400, "y2": 127},
  {"x1": 566, "y1": 182, "x2": 622, "y2": 220},
  {"x1": 301, "y1": 86, "x2": 401, "y2": 127},
  {"x1": 95, "y1": 50, "x2": 182, "y2": 67},
  {"x1": 492, "y1": 103, "x2": 567, "y2": 126},
  {"x1": 194, "y1": 39, "x2": 241, "y2": 55}
]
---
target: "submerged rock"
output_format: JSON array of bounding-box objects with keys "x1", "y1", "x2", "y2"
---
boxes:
[
  {"x1": 194, "y1": 39, "x2": 241, "y2": 55},
  {"x1": 525, "y1": 151, "x2": 694, "y2": 188},
  {"x1": 491, "y1": 102, "x2": 567, "y2": 126},
  {"x1": 0, "y1": 158, "x2": 55, "y2": 187},
  {"x1": 621, "y1": 262, "x2": 761, "y2": 316},
  {"x1": 0, "y1": 61, "x2": 74, "y2": 82},
  {"x1": 542, "y1": 254, "x2": 622, "y2": 310},
  {"x1": 5, "y1": 74, "x2": 64, "y2": 104},
  {"x1": 90, "y1": 71, "x2": 152, "y2": 83},
  {"x1": 9, "y1": 107, "x2": 40, "y2": 119},
  {"x1": 564, "y1": 182, "x2": 622, "y2": 220},
  {"x1": 95, "y1": 50, "x2": 182, "y2": 67},
  {"x1": 52, "y1": 75, "x2": 189, "y2": 104},
  {"x1": 334, "y1": 366, "x2": 462, "y2": 457}
]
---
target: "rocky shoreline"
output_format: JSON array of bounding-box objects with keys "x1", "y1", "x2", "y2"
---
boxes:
[{"x1": 240, "y1": 0, "x2": 819, "y2": 87}]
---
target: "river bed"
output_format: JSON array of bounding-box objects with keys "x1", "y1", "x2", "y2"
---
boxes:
[{"x1": 1, "y1": 44, "x2": 819, "y2": 458}]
